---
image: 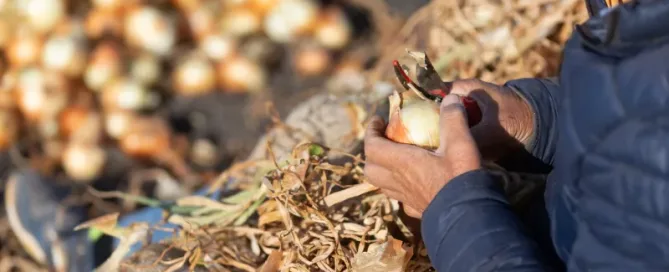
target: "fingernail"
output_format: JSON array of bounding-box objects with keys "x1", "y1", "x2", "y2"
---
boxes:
[{"x1": 440, "y1": 94, "x2": 462, "y2": 108}]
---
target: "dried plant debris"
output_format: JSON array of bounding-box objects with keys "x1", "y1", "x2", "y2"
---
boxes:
[{"x1": 79, "y1": 143, "x2": 429, "y2": 271}]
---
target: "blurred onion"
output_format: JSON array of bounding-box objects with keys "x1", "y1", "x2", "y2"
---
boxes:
[
  {"x1": 0, "y1": 109, "x2": 19, "y2": 150},
  {"x1": 186, "y1": 6, "x2": 215, "y2": 40},
  {"x1": 119, "y1": 116, "x2": 171, "y2": 158},
  {"x1": 294, "y1": 45, "x2": 330, "y2": 77},
  {"x1": 102, "y1": 78, "x2": 157, "y2": 111},
  {"x1": 190, "y1": 138, "x2": 218, "y2": 168},
  {"x1": 173, "y1": 53, "x2": 216, "y2": 96},
  {"x1": 62, "y1": 142, "x2": 106, "y2": 182},
  {"x1": 130, "y1": 53, "x2": 161, "y2": 86},
  {"x1": 263, "y1": 0, "x2": 318, "y2": 43},
  {"x1": 217, "y1": 55, "x2": 266, "y2": 93},
  {"x1": 314, "y1": 8, "x2": 352, "y2": 50},
  {"x1": 42, "y1": 34, "x2": 86, "y2": 77},
  {"x1": 104, "y1": 110, "x2": 135, "y2": 139},
  {"x1": 18, "y1": 0, "x2": 65, "y2": 33},
  {"x1": 124, "y1": 6, "x2": 176, "y2": 56},
  {"x1": 7, "y1": 28, "x2": 42, "y2": 67},
  {"x1": 85, "y1": 42, "x2": 122, "y2": 91},
  {"x1": 220, "y1": 6, "x2": 262, "y2": 37},
  {"x1": 85, "y1": 8, "x2": 123, "y2": 39},
  {"x1": 200, "y1": 34, "x2": 236, "y2": 61}
]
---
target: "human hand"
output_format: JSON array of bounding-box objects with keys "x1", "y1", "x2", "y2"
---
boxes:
[
  {"x1": 445, "y1": 79, "x2": 535, "y2": 160},
  {"x1": 364, "y1": 94, "x2": 482, "y2": 218}
]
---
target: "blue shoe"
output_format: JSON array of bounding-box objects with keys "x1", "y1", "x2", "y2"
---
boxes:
[{"x1": 4, "y1": 169, "x2": 94, "y2": 272}]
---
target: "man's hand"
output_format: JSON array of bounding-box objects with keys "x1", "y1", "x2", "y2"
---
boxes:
[
  {"x1": 447, "y1": 79, "x2": 535, "y2": 160},
  {"x1": 364, "y1": 94, "x2": 482, "y2": 218}
]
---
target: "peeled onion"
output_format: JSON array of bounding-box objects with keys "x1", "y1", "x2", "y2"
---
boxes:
[
  {"x1": 173, "y1": 54, "x2": 216, "y2": 95},
  {"x1": 385, "y1": 91, "x2": 441, "y2": 149},
  {"x1": 217, "y1": 56, "x2": 266, "y2": 93},
  {"x1": 62, "y1": 142, "x2": 106, "y2": 182}
]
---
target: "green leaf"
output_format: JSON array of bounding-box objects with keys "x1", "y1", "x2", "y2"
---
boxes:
[
  {"x1": 308, "y1": 144, "x2": 325, "y2": 156},
  {"x1": 88, "y1": 227, "x2": 104, "y2": 242}
]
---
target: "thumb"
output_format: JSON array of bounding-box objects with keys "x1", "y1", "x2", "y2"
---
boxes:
[{"x1": 436, "y1": 94, "x2": 472, "y2": 154}]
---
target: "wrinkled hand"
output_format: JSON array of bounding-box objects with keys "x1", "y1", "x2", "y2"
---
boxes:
[
  {"x1": 446, "y1": 79, "x2": 535, "y2": 160},
  {"x1": 364, "y1": 94, "x2": 482, "y2": 218}
]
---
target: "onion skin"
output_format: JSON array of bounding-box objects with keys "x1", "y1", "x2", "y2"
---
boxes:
[{"x1": 385, "y1": 91, "x2": 441, "y2": 149}]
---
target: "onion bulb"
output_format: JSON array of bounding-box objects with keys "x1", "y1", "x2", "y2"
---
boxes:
[
  {"x1": 102, "y1": 78, "x2": 158, "y2": 111},
  {"x1": 200, "y1": 34, "x2": 236, "y2": 61},
  {"x1": 263, "y1": 0, "x2": 318, "y2": 43},
  {"x1": 190, "y1": 138, "x2": 218, "y2": 168},
  {"x1": 119, "y1": 116, "x2": 170, "y2": 158},
  {"x1": 294, "y1": 45, "x2": 330, "y2": 77},
  {"x1": 6, "y1": 29, "x2": 42, "y2": 68},
  {"x1": 85, "y1": 42, "x2": 122, "y2": 91},
  {"x1": 130, "y1": 53, "x2": 161, "y2": 86},
  {"x1": 186, "y1": 7, "x2": 215, "y2": 40},
  {"x1": 173, "y1": 54, "x2": 216, "y2": 96},
  {"x1": 42, "y1": 34, "x2": 86, "y2": 77},
  {"x1": 85, "y1": 8, "x2": 123, "y2": 39},
  {"x1": 217, "y1": 56, "x2": 266, "y2": 93},
  {"x1": 62, "y1": 142, "x2": 106, "y2": 182},
  {"x1": 385, "y1": 91, "x2": 441, "y2": 149},
  {"x1": 92, "y1": 0, "x2": 122, "y2": 11},
  {"x1": 248, "y1": 0, "x2": 278, "y2": 15},
  {"x1": 124, "y1": 6, "x2": 176, "y2": 56},
  {"x1": 313, "y1": 8, "x2": 352, "y2": 50},
  {"x1": 219, "y1": 7, "x2": 262, "y2": 37},
  {"x1": 104, "y1": 110, "x2": 135, "y2": 139},
  {"x1": 17, "y1": 0, "x2": 65, "y2": 33}
]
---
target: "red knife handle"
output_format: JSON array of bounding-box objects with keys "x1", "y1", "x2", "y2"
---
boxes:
[{"x1": 461, "y1": 96, "x2": 482, "y2": 127}]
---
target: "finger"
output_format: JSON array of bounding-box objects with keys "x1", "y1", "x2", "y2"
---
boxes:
[
  {"x1": 436, "y1": 94, "x2": 473, "y2": 154},
  {"x1": 402, "y1": 205, "x2": 422, "y2": 219},
  {"x1": 363, "y1": 116, "x2": 412, "y2": 169},
  {"x1": 448, "y1": 79, "x2": 493, "y2": 96},
  {"x1": 363, "y1": 163, "x2": 396, "y2": 190}
]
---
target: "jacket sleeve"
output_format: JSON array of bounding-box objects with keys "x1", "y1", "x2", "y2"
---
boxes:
[
  {"x1": 505, "y1": 78, "x2": 561, "y2": 166},
  {"x1": 422, "y1": 169, "x2": 554, "y2": 271}
]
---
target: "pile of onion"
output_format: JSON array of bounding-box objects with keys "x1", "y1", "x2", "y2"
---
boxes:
[{"x1": 384, "y1": 91, "x2": 441, "y2": 149}]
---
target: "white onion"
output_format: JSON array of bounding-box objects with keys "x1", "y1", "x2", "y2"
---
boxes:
[
  {"x1": 217, "y1": 56, "x2": 267, "y2": 93},
  {"x1": 173, "y1": 54, "x2": 215, "y2": 95},
  {"x1": 103, "y1": 78, "x2": 152, "y2": 111},
  {"x1": 220, "y1": 7, "x2": 261, "y2": 37},
  {"x1": 130, "y1": 53, "x2": 161, "y2": 86},
  {"x1": 314, "y1": 8, "x2": 352, "y2": 50},
  {"x1": 62, "y1": 143, "x2": 106, "y2": 182},
  {"x1": 42, "y1": 35, "x2": 86, "y2": 76},
  {"x1": 200, "y1": 34, "x2": 236, "y2": 61},
  {"x1": 124, "y1": 6, "x2": 176, "y2": 56},
  {"x1": 19, "y1": 0, "x2": 65, "y2": 33},
  {"x1": 385, "y1": 91, "x2": 441, "y2": 149},
  {"x1": 85, "y1": 43, "x2": 121, "y2": 91},
  {"x1": 264, "y1": 0, "x2": 318, "y2": 43}
]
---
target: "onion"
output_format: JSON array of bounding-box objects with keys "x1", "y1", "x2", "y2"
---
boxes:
[
  {"x1": 104, "y1": 110, "x2": 135, "y2": 139},
  {"x1": 220, "y1": 6, "x2": 262, "y2": 37},
  {"x1": 124, "y1": 6, "x2": 176, "y2": 56},
  {"x1": 42, "y1": 34, "x2": 86, "y2": 77},
  {"x1": 85, "y1": 42, "x2": 122, "y2": 91},
  {"x1": 119, "y1": 116, "x2": 170, "y2": 158},
  {"x1": 130, "y1": 53, "x2": 161, "y2": 86},
  {"x1": 200, "y1": 34, "x2": 236, "y2": 61},
  {"x1": 6, "y1": 29, "x2": 42, "y2": 67},
  {"x1": 62, "y1": 142, "x2": 106, "y2": 182},
  {"x1": 92, "y1": 0, "x2": 122, "y2": 11},
  {"x1": 102, "y1": 78, "x2": 157, "y2": 111},
  {"x1": 190, "y1": 138, "x2": 218, "y2": 168},
  {"x1": 248, "y1": 0, "x2": 279, "y2": 15},
  {"x1": 263, "y1": 0, "x2": 318, "y2": 43},
  {"x1": 186, "y1": 7, "x2": 215, "y2": 40},
  {"x1": 18, "y1": 0, "x2": 65, "y2": 33},
  {"x1": 85, "y1": 8, "x2": 123, "y2": 39},
  {"x1": 173, "y1": 54, "x2": 216, "y2": 96},
  {"x1": 385, "y1": 91, "x2": 441, "y2": 149},
  {"x1": 217, "y1": 55, "x2": 266, "y2": 93},
  {"x1": 294, "y1": 45, "x2": 330, "y2": 77},
  {"x1": 313, "y1": 7, "x2": 352, "y2": 50}
]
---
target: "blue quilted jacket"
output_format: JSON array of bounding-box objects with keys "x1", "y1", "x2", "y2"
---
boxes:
[{"x1": 422, "y1": 1, "x2": 669, "y2": 271}]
